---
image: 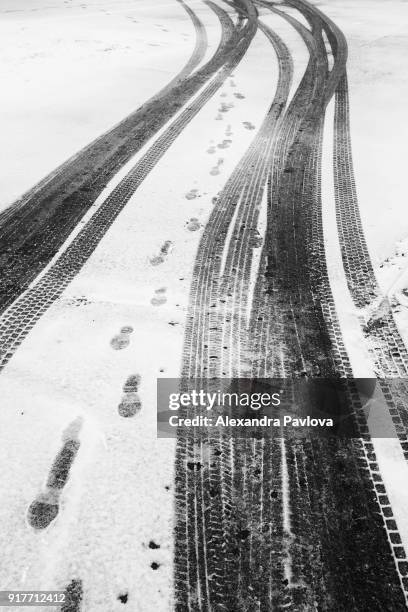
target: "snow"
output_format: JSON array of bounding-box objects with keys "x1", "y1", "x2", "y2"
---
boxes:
[
  {"x1": 321, "y1": 97, "x2": 375, "y2": 379},
  {"x1": 321, "y1": 90, "x2": 408, "y2": 563},
  {"x1": 314, "y1": 0, "x2": 408, "y2": 265},
  {"x1": 0, "y1": 0, "x2": 203, "y2": 209},
  {"x1": 259, "y1": 8, "x2": 309, "y2": 107},
  {"x1": 375, "y1": 237, "x2": 408, "y2": 347},
  {"x1": 1, "y1": 0, "x2": 408, "y2": 606}
]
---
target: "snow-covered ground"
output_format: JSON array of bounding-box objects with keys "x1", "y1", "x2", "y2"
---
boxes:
[
  {"x1": 321, "y1": 94, "x2": 408, "y2": 563},
  {"x1": 319, "y1": 0, "x2": 408, "y2": 264},
  {"x1": 319, "y1": 0, "x2": 408, "y2": 350},
  {"x1": 1, "y1": 0, "x2": 408, "y2": 609},
  {"x1": 0, "y1": 6, "x2": 277, "y2": 608},
  {"x1": 0, "y1": 0, "x2": 221, "y2": 209}
]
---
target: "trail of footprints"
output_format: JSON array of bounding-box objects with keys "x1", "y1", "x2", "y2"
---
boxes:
[
  {"x1": 214, "y1": 75, "x2": 245, "y2": 121},
  {"x1": 110, "y1": 324, "x2": 144, "y2": 417},
  {"x1": 27, "y1": 324, "x2": 144, "y2": 529},
  {"x1": 24, "y1": 194, "x2": 182, "y2": 596},
  {"x1": 207, "y1": 138, "x2": 232, "y2": 154},
  {"x1": 184, "y1": 121, "x2": 235, "y2": 231},
  {"x1": 206, "y1": 124, "x2": 233, "y2": 184},
  {"x1": 24, "y1": 70, "x2": 251, "y2": 585}
]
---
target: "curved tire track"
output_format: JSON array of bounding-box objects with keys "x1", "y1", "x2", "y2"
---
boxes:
[{"x1": 0, "y1": 0, "x2": 234, "y2": 314}]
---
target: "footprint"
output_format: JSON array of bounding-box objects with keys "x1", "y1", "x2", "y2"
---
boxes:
[
  {"x1": 234, "y1": 92, "x2": 245, "y2": 99},
  {"x1": 27, "y1": 494, "x2": 59, "y2": 530},
  {"x1": 150, "y1": 240, "x2": 172, "y2": 266},
  {"x1": 111, "y1": 326, "x2": 133, "y2": 350},
  {"x1": 118, "y1": 374, "x2": 142, "y2": 417},
  {"x1": 186, "y1": 218, "x2": 201, "y2": 231},
  {"x1": 150, "y1": 255, "x2": 164, "y2": 266},
  {"x1": 226, "y1": 125, "x2": 233, "y2": 137},
  {"x1": 217, "y1": 139, "x2": 232, "y2": 150},
  {"x1": 207, "y1": 146, "x2": 216, "y2": 154},
  {"x1": 123, "y1": 373, "x2": 141, "y2": 393},
  {"x1": 185, "y1": 189, "x2": 198, "y2": 200},
  {"x1": 118, "y1": 393, "x2": 142, "y2": 418},
  {"x1": 220, "y1": 92, "x2": 227, "y2": 98},
  {"x1": 219, "y1": 102, "x2": 234, "y2": 113},
  {"x1": 215, "y1": 113, "x2": 223, "y2": 121},
  {"x1": 61, "y1": 580, "x2": 83, "y2": 612},
  {"x1": 151, "y1": 287, "x2": 167, "y2": 306},
  {"x1": 161, "y1": 241, "x2": 172, "y2": 255},
  {"x1": 46, "y1": 439, "x2": 81, "y2": 489},
  {"x1": 121, "y1": 325, "x2": 133, "y2": 334},
  {"x1": 210, "y1": 158, "x2": 224, "y2": 176},
  {"x1": 243, "y1": 121, "x2": 255, "y2": 130},
  {"x1": 230, "y1": 79, "x2": 236, "y2": 87},
  {"x1": 67, "y1": 295, "x2": 90, "y2": 308},
  {"x1": 27, "y1": 418, "x2": 82, "y2": 530}
]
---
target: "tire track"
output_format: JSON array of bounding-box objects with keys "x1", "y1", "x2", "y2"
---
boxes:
[
  {"x1": 250, "y1": 1, "x2": 330, "y2": 379},
  {"x1": 250, "y1": 5, "x2": 347, "y2": 605},
  {"x1": 246, "y1": 11, "x2": 337, "y2": 604}
]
